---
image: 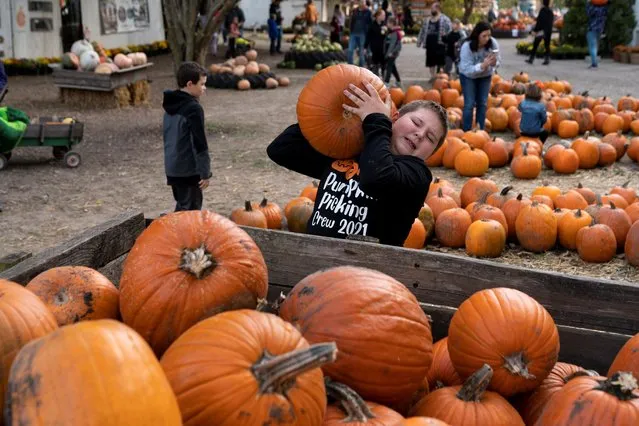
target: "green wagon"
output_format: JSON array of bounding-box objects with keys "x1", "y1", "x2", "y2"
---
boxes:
[{"x1": 0, "y1": 88, "x2": 84, "y2": 171}]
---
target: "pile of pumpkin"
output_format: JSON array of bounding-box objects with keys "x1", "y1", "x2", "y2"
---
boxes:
[
  {"x1": 247, "y1": 177, "x2": 639, "y2": 266},
  {"x1": 207, "y1": 49, "x2": 290, "y2": 90},
  {"x1": 60, "y1": 38, "x2": 148, "y2": 75},
  {"x1": 2, "y1": 209, "x2": 639, "y2": 425},
  {"x1": 428, "y1": 128, "x2": 639, "y2": 180},
  {"x1": 390, "y1": 71, "x2": 639, "y2": 141}
]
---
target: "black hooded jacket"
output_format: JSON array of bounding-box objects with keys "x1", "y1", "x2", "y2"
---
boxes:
[{"x1": 162, "y1": 90, "x2": 211, "y2": 185}]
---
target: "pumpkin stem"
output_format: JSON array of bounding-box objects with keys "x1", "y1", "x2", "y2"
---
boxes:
[
  {"x1": 456, "y1": 364, "x2": 493, "y2": 402},
  {"x1": 437, "y1": 188, "x2": 443, "y2": 197},
  {"x1": 501, "y1": 185, "x2": 513, "y2": 196},
  {"x1": 502, "y1": 352, "x2": 536, "y2": 380},
  {"x1": 576, "y1": 209, "x2": 582, "y2": 217},
  {"x1": 245, "y1": 200, "x2": 253, "y2": 211},
  {"x1": 179, "y1": 244, "x2": 216, "y2": 279},
  {"x1": 516, "y1": 193, "x2": 523, "y2": 201},
  {"x1": 610, "y1": 201, "x2": 617, "y2": 210},
  {"x1": 259, "y1": 198, "x2": 269, "y2": 208},
  {"x1": 252, "y1": 342, "x2": 337, "y2": 394},
  {"x1": 597, "y1": 372, "x2": 639, "y2": 401},
  {"x1": 578, "y1": 182, "x2": 584, "y2": 189},
  {"x1": 622, "y1": 180, "x2": 630, "y2": 188},
  {"x1": 325, "y1": 378, "x2": 376, "y2": 422}
]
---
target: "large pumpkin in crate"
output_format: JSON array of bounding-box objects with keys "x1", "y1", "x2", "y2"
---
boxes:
[
  {"x1": 119, "y1": 210, "x2": 269, "y2": 356},
  {"x1": 296, "y1": 64, "x2": 398, "y2": 159},
  {"x1": 279, "y1": 266, "x2": 433, "y2": 407},
  {"x1": 5, "y1": 320, "x2": 182, "y2": 426}
]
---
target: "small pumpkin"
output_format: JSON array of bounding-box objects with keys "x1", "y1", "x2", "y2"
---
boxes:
[
  {"x1": 161, "y1": 310, "x2": 335, "y2": 426},
  {"x1": 460, "y1": 177, "x2": 498, "y2": 208},
  {"x1": 552, "y1": 148, "x2": 580, "y2": 174},
  {"x1": 571, "y1": 132, "x2": 600, "y2": 169},
  {"x1": 481, "y1": 137, "x2": 509, "y2": 168},
  {"x1": 597, "y1": 202, "x2": 632, "y2": 250},
  {"x1": 410, "y1": 364, "x2": 525, "y2": 425},
  {"x1": 285, "y1": 197, "x2": 315, "y2": 233},
  {"x1": 554, "y1": 190, "x2": 588, "y2": 210},
  {"x1": 405, "y1": 86, "x2": 425, "y2": 104},
  {"x1": 470, "y1": 205, "x2": 508, "y2": 235},
  {"x1": 390, "y1": 87, "x2": 405, "y2": 107},
  {"x1": 300, "y1": 181, "x2": 319, "y2": 201},
  {"x1": 404, "y1": 219, "x2": 427, "y2": 249},
  {"x1": 423, "y1": 89, "x2": 442, "y2": 104},
  {"x1": 535, "y1": 372, "x2": 639, "y2": 425},
  {"x1": 486, "y1": 185, "x2": 514, "y2": 210},
  {"x1": 465, "y1": 219, "x2": 506, "y2": 258},
  {"x1": 441, "y1": 137, "x2": 469, "y2": 169},
  {"x1": 265, "y1": 77, "x2": 279, "y2": 89},
  {"x1": 543, "y1": 144, "x2": 566, "y2": 169},
  {"x1": 574, "y1": 182, "x2": 597, "y2": 204},
  {"x1": 245, "y1": 49, "x2": 258, "y2": 61},
  {"x1": 237, "y1": 79, "x2": 250, "y2": 90},
  {"x1": 434, "y1": 208, "x2": 472, "y2": 248},
  {"x1": 558, "y1": 209, "x2": 592, "y2": 250},
  {"x1": 323, "y1": 378, "x2": 405, "y2": 425},
  {"x1": 602, "y1": 114, "x2": 625, "y2": 135},
  {"x1": 440, "y1": 88, "x2": 460, "y2": 108},
  {"x1": 454, "y1": 147, "x2": 489, "y2": 177},
  {"x1": 502, "y1": 193, "x2": 532, "y2": 242},
  {"x1": 486, "y1": 107, "x2": 509, "y2": 132},
  {"x1": 230, "y1": 200, "x2": 268, "y2": 228},
  {"x1": 511, "y1": 143, "x2": 542, "y2": 180},
  {"x1": 7, "y1": 320, "x2": 181, "y2": 426},
  {"x1": 279, "y1": 266, "x2": 433, "y2": 407},
  {"x1": 601, "y1": 193, "x2": 630, "y2": 209},
  {"x1": 531, "y1": 194, "x2": 555, "y2": 209},
  {"x1": 516, "y1": 201, "x2": 558, "y2": 253},
  {"x1": 426, "y1": 337, "x2": 463, "y2": 391},
  {"x1": 462, "y1": 129, "x2": 490, "y2": 149},
  {"x1": 297, "y1": 64, "x2": 396, "y2": 159},
  {"x1": 447, "y1": 288, "x2": 560, "y2": 397},
  {"x1": 426, "y1": 188, "x2": 458, "y2": 220},
  {"x1": 610, "y1": 181, "x2": 637, "y2": 205},
  {"x1": 625, "y1": 202, "x2": 639, "y2": 224},
  {"x1": 278, "y1": 76, "x2": 290, "y2": 87},
  {"x1": 532, "y1": 183, "x2": 562, "y2": 203},
  {"x1": 602, "y1": 130, "x2": 628, "y2": 160},
  {"x1": 252, "y1": 197, "x2": 283, "y2": 229},
  {"x1": 245, "y1": 61, "x2": 259, "y2": 75},
  {"x1": 119, "y1": 210, "x2": 269, "y2": 356},
  {"x1": 425, "y1": 138, "x2": 447, "y2": 167},
  {"x1": 25, "y1": 266, "x2": 119, "y2": 326},
  {"x1": 576, "y1": 223, "x2": 617, "y2": 263}
]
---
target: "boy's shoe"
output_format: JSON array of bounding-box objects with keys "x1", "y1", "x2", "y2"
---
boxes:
[{"x1": 525, "y1": 57, "x2": 534, "y2": 64}]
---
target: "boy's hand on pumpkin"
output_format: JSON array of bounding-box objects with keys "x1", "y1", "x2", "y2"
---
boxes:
[{"x1": 342, "y1": 82, "x2": 392, "y2": 121}]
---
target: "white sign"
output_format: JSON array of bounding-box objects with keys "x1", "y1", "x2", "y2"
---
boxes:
[{"x1": 99, "y1": 0, "x2": 150, "y2": 35}]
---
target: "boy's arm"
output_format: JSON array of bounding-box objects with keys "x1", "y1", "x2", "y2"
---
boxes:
[
  {"x1": 186, "y1": 104, "x2": 212, "y2": 180},
  {"x1": 266, "y1": 124, "x2": 334, "y2": 180},
  {"x1": 358, "y1": 113, "x2": 432, "y2": 198}
]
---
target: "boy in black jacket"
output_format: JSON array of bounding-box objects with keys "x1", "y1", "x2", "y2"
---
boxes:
[
  {"x1": 526, "y1": 0, "x2": 554, "y2": 65},
  {"x1": 267, "y1": 85, "x2": 448, "y2": 246},
  {"x1": 162, "y1": 62, "x2": 211, "y2": 211}
]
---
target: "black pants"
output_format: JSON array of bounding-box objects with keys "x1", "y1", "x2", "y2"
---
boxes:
[
  {"x1": 384, "y1": 57, "x2": 400, "y2": 84},
  {"x1": 521, "y1": 130, "x2": 549, "y2": 143},
  {"x1": 530, "y1": 34, "x2": 551, "y2": 60},
  {"x1": 226, "y1": 38, "x2": 236, "y2": 58},
  {"x1": 171, "y1": 185, "x2": 203, "y2": 211}
]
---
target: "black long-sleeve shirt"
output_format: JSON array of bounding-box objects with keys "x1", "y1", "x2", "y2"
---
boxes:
[
  {"x1": 533, "y1": 6, "x2": 554, "y2": 36},
  {"x1": 267, "y1": 113, "x2": 432, "y2": 246}
]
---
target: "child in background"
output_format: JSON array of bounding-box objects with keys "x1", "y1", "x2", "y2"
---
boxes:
[
  {"x1": 383, "y1": 17, "x2": 402, "y2": 88},
  {"x1": 518, "y1": 83, "x2": 548, "y2": 143},
  {"x1": 268, "y1": 14, "x2": 279, "y2": 55},
  {"x1": 444, "y1": 19, "x2": 466, "y2": 77},
  {"x1": 226, "y1": 16, "x2": 241, "y2": 58},
  {"x1": 366, "y1": 10, "x2": 387, "y2": 77},
  {"x1": 162, "y1": 62, "x2": 212, "y2": 211}
]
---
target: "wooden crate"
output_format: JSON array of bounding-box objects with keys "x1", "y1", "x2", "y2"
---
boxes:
[
  {"x1": 51, "y1": 63, "x2": 154, "y2": 92},
  {"x1": 1, "y1": 211, "x2": 636, "y2": 373}
]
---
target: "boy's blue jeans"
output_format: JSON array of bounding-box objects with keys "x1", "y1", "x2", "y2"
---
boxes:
[
  {"x1": 587, "y1": 31, "x2": 601, "y2": 67},
  {"x1": 348, "y1": 33, "x2": 367, "y2": 67},
  {"x1": 460, "y1": 74, "x2": 492, "y2": 131}
]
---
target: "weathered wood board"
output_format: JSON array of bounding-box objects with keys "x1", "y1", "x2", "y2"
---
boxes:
[{"x1": 51, "y1": 63, "x2": 153, "y2": 91}]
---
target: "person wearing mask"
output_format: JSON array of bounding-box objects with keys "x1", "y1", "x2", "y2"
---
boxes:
[
  {"x1": 348, "y1": 0, "x2": 373, "y2": 67},
  {"x1": 526, "y1": 0, "x2": 554, "y2": 65},
  {"x1": 417, "y1": 2, "x2": 451, "y2": 79},
  {"x1": 586, "y1": 0, "x2": 608, "y2": 69},
  {"x1": 458, "y1": 21, "x2": 501, "y2": 131}
]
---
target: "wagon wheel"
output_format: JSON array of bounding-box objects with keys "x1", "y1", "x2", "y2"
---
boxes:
[
  {"x1": 3, "y1": 152, "x2": 11, "y2": 161},
  {"x1": 64, "y1": 152, "x2": 81, "y2": 168},
  {"x1": 0, "y1": 153, "x2": 8, "y2": 171},
  {"x1": 53, "y1": 146, "x2": 69, "y2": 160}
]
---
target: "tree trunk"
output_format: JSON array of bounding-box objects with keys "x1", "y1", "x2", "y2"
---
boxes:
[
  {"x1": 463, "y1": 0, "x2": 475, "y2": 24},
  {"x1": 161, "y1": 0, "x2": 239, "y2": 72}
]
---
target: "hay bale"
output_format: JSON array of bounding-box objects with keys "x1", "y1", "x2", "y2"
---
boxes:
[
  {"x1": 59, "y1": 87, "x2": 130, "y2": 109},
  {"x1": 129, "y1": 80, "x2": 150, "y2": 106}
]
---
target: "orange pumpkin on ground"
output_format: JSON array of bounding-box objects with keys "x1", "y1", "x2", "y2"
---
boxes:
[
  {"x1": 460, "y1": 177, "x2": 498, "y2": 207},
  {"x1": 300, "y1": 181, "x2": 319, "y2": 201},
  {"x1": 279, "y1": 266, "x2": 433, "y2": 407},
  {"x1": 554, "y1": 190, "x2": 588, "y2": 210},
  {"x1": 516, "y1": 202, "x2": 558, "y2": 253},
  {"x1": 7, "y1": 320, "x2": 182, "y2": 426},
  {"x1": 574, "y1": 182, "x2": 597, "y2": 204},
  {"x1": 482, "y1": 137, "x2": 509, "y2": 167},
  {"x1": 502, "y1": 193, "x2": 532, "y2": 241},
  {"x1": 441, "y1": 137, "x2": 469, "y2": 169},
  {"x1": 597, "y1": 202, "x2": 632, "y2": 251},
  {"x1": 610, "y1": 181, "x2": 637, "y2": 205},
  {"x1": 454, "y1": 147, "x2": 489, "y2": 177},
  {"x1": 558, "y1": 209, "x2": 592, "y2": 250},
  {"x1": 252, "y1": 198, "x2": 283, "y2": 229},
  {"x1": 119, "y1": 210, "x2": 269, "y2": 356},
  {"x1": 571, "y1": 132, "x2": 600, "y2": 169},
  {"x1": 447, "y1": 288, "x2": 559, "y2": 397},
  {"x1": 410, "y1": 364, "x2": 524, "y2": 425},
  {"x1": 576, "y1": 223, "x2": 617, "y2": 263},
  {"x1": 435, "y1": 208, "x2": 472, "y2": 248},
  {"x1": 626, "y1": 221, "x2": 639, "y2": 266},
  {"x1": 511, "y1": 144, "x2": 541, "y2": 179},
  {"x1": 552, "y1": 148, "x2": 580, "y2": 174},
  {"x1": 230, "y1": 200, "x2": 268, "y2": 228},
  {"x1": 26, "y1": 266, "x2": 119, "y2": 326},
  {"x1": 161, "y1": 310, "x2": 334, "y2": 426},
  {"x1": 297, "y1": 64, "x2": 396, "y2": 159},
  {"x1": 404, "y1": 219, "x2": 427, "y2": 249},
  {"x1": 427, "y1": 188, "x2": 458, "y2": 220},
  {"x1": 465, "y1": 219, "x2": 506, "y2": 258},
  {"x1": 286, "y1": 196, "x2": 315, "y2": 233}
]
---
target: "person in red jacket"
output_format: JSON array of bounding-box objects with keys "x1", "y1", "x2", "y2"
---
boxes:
[{"x1": 267, "y1": 85, "x2": 448, "y2": 246}]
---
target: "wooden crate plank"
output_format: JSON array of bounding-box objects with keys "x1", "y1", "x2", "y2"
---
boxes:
[
  {"x1": 266, "y1": 284, "x2": 629, "y2": 373},
  {"x1": 243, "y1": 227, "x2": 639, "y2": 335},
  {"x1": 98, "y1": 253, "x2": 128, "y2": 288},
  {"x1": 0, "y1": 211, "x2": 145, "y2": 285},
  {"x1": 0, "y1": 251, "x2": 32, "y2": 273}
]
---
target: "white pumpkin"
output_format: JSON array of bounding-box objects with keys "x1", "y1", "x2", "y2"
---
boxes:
[
  {"x1": 71, "y1": 39, "x2": 94, "y2": 58},
  {"x1": 136, "y1": 52, "x2": 148, "y2": 65},
  {"x1": 79, "y1": 50, "x2": 100, "y2": 71},
  {"x1": 114, "y1": 53, "x2": 133, "y2": 69},
  {"x1": 127, "y1": 53, "x2": 142, "y2": 66},
  {"x1": 94, "y1": 63, "x2": 113, "y2": 74}
]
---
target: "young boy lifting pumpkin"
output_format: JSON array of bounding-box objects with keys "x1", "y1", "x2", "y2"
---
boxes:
[{"x1": 267, "y1": 77, "x2": 448, "y2": 246}]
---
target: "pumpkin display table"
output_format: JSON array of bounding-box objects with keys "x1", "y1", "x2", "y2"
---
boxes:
[
  {"x1": 1, "y1": 210, "x2": 636, "y2": 377},
  {"x1": 49, "y1": 63, "x2": 153, "y2": 108}
]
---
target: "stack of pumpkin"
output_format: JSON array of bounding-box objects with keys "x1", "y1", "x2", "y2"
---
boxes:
[
  {"x1": 2, "y1": 209, "x2": 639, "y2": 425},
  {"x1": 60, "y1": 38, "x2": 148, "y2": 75},
  {"x1": 390, "y1": 72, "x2": 639, "y2": 141},
  {"x1": 428, "y1": 127, "x2": 639, "y2": 180},
  {"x1": 207, "y1": 49, "x2": 290, "y2": 90}
]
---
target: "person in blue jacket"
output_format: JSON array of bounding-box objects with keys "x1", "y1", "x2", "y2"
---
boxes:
[
  {"x1": 518, "y1": 84, "x2": 548, "y2": 143},
  {"x1": 586, "y1": 0, "x2": 608, "y2": 69},
  {"x1": 268, "y1": 14, "x2": 279, "y2": 55}
]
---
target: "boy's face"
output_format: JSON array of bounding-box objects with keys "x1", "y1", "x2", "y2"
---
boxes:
[
  {"x1": 390, "y1": 108, "x2": 445, "y2": 161},
  {"x1": 185, "y1": 75, "x2": 207, "y2": 98}
]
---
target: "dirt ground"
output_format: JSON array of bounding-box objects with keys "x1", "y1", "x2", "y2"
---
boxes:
[{"x1": 1, "y1": 37, "x2": 639, "y2": 282}]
